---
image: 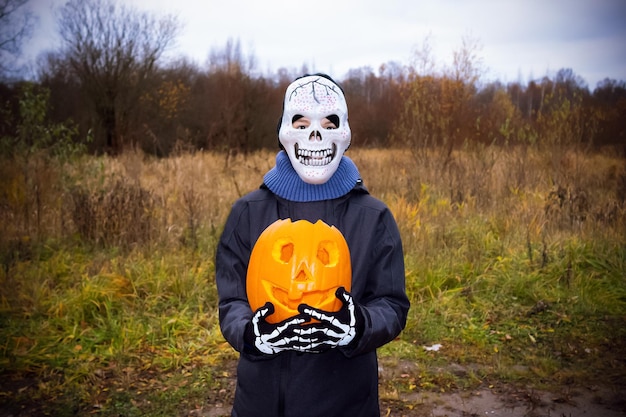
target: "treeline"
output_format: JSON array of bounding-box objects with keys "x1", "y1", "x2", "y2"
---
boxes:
[
  {"x1": 0, "y1": 0, "x2": 624, "y2": 156},
  {"x1": 3, "y1": 62, "x2": 624, "y2": 157}
]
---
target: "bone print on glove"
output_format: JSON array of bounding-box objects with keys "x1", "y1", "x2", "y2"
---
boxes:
[
  {"x1": 295, "y1": 287, "x2": 364, "y2": 352},
  {"x1": 246, "y1": 302, "x2": 309, "y2": 355}
]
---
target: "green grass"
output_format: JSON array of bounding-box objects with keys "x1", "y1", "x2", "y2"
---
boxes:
[
  {"x1": 395, "y1": 221, "x2": 626, "y2": 391},
  {"x1": 0, "y1": 241, "x2": 236, "y2": 415},
  {"x1": 5, "y1": 231, "x2": 620, "y2": 414}
]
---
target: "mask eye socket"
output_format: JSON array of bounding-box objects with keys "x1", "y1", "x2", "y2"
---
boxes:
[
  {"x1": 292, "y1": 114, "x2": 309, "y2": 129},
  {"x1": 325, "y1": 114, "x2": 340, "y2": 129}
]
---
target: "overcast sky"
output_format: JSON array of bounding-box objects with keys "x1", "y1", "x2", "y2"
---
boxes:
[{"x1": 23, "y1": 0, "x2": 626, "y2": 88}]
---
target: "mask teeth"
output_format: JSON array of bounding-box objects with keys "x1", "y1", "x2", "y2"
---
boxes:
[{"x1": 295, "y1": 146, "x2": 336, "y2": 166}]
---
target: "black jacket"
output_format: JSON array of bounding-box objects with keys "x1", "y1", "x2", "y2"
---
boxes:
[{"x1": 216, "y1": 182, "x2": 410, "y2": 417}]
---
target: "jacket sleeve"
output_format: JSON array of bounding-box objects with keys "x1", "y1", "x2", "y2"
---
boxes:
[
  {"x1": 215, "y1": 199, "x2": 254, "y2": 353},
  {"x1": 341, "y1": 206, "x2": 410, "y2": 357}
]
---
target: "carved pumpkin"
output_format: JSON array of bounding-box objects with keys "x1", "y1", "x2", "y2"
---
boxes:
[{"x1": 246, "y1": 219, "x2": 352, "y2": 324}]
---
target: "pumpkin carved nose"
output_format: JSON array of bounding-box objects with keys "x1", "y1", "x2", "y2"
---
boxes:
[{"x1": 289, "y1": 262, "x2": 314, "y2": 300}]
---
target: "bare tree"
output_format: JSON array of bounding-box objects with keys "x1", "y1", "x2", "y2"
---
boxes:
[
  {"x1": 57, "y1": 0, "x2": 180, "y2": 153},
  {"x1": 392, "y1": 35, "x2": 485, "y2": 168},
  {"x1": 0, "y1": 0, "x2": 35, "y2": 77}
]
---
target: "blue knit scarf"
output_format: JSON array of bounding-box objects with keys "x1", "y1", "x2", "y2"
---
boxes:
[{"x1": 263, "y1": 151, "x2": 361, "y2": 202}]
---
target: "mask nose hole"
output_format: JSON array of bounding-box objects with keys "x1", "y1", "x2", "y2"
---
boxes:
[{"x1": 309, "y1": 130, "x2": 322, "y2": 141}]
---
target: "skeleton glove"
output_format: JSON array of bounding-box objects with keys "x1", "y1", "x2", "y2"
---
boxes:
[
  {"x1": 296, "y1": 287, "x2": 364, "y2": 353},
  {"x1": 245, "y1": 302, "x2": 309, "y2": 355}
]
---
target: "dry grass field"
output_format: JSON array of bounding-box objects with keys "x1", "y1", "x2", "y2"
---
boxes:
[{"x1": 1, "y1": 146, "x2": 625, "y2": 416}]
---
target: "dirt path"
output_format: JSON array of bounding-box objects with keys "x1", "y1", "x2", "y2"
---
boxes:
[
  {"x1": 192, "y1": 360, "x2": 626, "y2": 417},
  {"x1": 377, "y1": 360, "x2": 626, "y2": 417},
  {"x1": 380, "y1": 385, "x2": 626, "y2": 417},
  {"x1": 196, "y1": 385, "x2": 626, "y2": 417}
]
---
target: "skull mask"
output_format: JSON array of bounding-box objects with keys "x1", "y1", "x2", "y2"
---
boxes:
[{"x1": 278, "y1": 75, "x2": 351, "y2": 184}]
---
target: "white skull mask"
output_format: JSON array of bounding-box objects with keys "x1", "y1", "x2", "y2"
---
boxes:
[{"x1": 278, "y1": 75, "x2": 351, "y2": 184}]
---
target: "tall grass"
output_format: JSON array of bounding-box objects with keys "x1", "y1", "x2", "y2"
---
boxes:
[{"x1": 1, "y1": 145, "x2": 625, "y2": 415}]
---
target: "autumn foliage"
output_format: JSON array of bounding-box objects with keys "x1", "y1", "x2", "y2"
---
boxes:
[{"x1": 1, "y1": 41, "x2": 625, "y2": 156}]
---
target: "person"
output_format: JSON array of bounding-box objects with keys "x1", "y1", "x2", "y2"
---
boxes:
[{"x1": 215, "y1": 73, "x2": 410, "y2": 417}]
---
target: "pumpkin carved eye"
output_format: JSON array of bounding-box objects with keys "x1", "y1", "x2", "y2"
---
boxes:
[
  {"x1": 273, "y1": 238, "x2": 294, "y2": 264},
  {"x1": 246, "y1": 219, "x2": 352, "y2": 324},
  {"x1": 317, "y1": 241, "x2": 338, "y2": 266}
]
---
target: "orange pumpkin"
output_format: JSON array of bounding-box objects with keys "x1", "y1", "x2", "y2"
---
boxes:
[{"x1": 246, "y1": 219, "x2": 352, "y2": 324}]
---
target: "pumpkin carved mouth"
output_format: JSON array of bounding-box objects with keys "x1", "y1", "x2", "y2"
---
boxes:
[{"x1": 269, "y1": 285, "x2": 339, "y2": 312}]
